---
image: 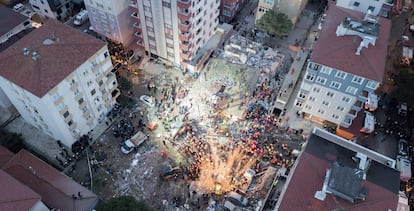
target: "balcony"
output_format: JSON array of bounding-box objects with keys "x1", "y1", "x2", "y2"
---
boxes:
[
  {"x1": 134, "y1": 31, "x2": 142, "y2": 38},
  {"x1": 180, "y1": 51, "x2": 192, "y2": 60},
  {"x1": 180, "y1": 42, "x2": 192, "y2": 51},
  {"x1": 178, "y1": 22, "x2": 191, "y2": 31},
  {"x1": 177, "y1": 0, "x2": 191, "y2": 9},
  {"x1": 133, "y1": 22, "x2": 140, "y2": 28},
  {"x1": 111, "y1": 88, "x2": 121, "y2": 99},
  {"x1": 131, "y1": 12, "x2": 139, "y2": 20},
  {"x1": 179, "y1": 32, "x2": 192, "y2": 42},
  {"x1": 105, "y1": 72, "x2": 116, "y2": 85},
  {"x1": 70, "y1": 82, "x2": 79, "y2": 92},
  {"x1": 178, "y1": 10, "x2": 191, "y2": 21},
  {"x1": 130, "y1": 0, "x2": 137, "y2": 8}
]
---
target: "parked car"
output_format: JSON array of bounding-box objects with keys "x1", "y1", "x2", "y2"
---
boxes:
[
  {"x1": 398, "y1": 139, "x2": 409, "y2": 157},
  {"x1": 74, "y1": 10, "x2": 89, "y2": 26},
  {"x1": 140, "y1": 95, "x2": 154, "y2": 107},
  {"x1": 398, "y1": 102, "x2": 408, "y2": 116},
  {"x1": 13, "y1": 3, "x2": 24, "y2": 12},
  {"x1": 225, "y1": 191, "x2": 248, "y2": 207},
  {"x1": 396, "y1": 155, "x2": 411, "y2": 182},
  {"x1": 120, "y1": 131, "x2": 147, "y2": 154}
]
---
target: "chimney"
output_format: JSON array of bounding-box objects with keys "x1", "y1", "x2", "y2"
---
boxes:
[
  {"x1": 32, "y1": 51, "x2": 39, "y2": 60},
  {"x1": 23, "y1": 47, "x2": 30, "y2": 55}
]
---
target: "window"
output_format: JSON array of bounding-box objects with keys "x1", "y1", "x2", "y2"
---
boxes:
[
  {"x1": 312, "y1": 87, "x2": 320, "y2": 93},
  {"x1": 335, "y1": 71, "x2": 347, "y2": 79},
  {"x1": 366, "y1": 80, "x2": 378, "y2": 89},
  {"x1": 78, "y1": 98, "x2": 84, "y2": 105},
  {"x1": 322, "y1": 101, "x2": 330, "y2": 106},
  {"x1": 87, "y1": 80, "x2": 93, "y2": 87},
  {"x1": 309, "y1": 96, "x2": 316, "y2": 102},
  {"x1": 63, "y1": 111, "x2": 70, "y2": 118},
  {"x1": 91, "y1": 89, "x2": 96, "y2": 96},
  {"x1": 299, "y1": 91, "x2": 307, "y2": 99},
  {"x1": 336, "y1": 106, "x2": 344, "y2": 111},
  {"x1": 305, "y1": 72, "x2": 316, "y2": 81},
  {"x1": 162, "y1": 1, "x2": 171, "y2": 8},
  {"x1": 353, "y1": 2, "x2": 360, "y2": 7},
  {"x1": 309, "y1": 63, "x2": 320, "y2": 71},
  {"x1": 305, "y1": 104, "x2": 312, "y2": 110},
  {"x1": 317, "y1": 109, "x2": 325, "y2": 114},
  {"x1": 330, "y1": 81, "x2": 341, "y2": 89},
  {"x1": 342, "y1": 96, "x2": 351, "y2": 103},
  {"x1": 332, "y1": 114, "x2": 340, "y2": 120},
  {"x1": 352, "y1": 76, "x2": 364, "y2": 84},
  {"x1": 368, "y1": 6, "x2": 375, "y2": 12},
  {"x1": 104, "y1": 51, "x2": 109, "y2": 58},
  {"x1": 316, "y1": 77, "x2": 327, "y2": 85},
  {"x1": 67, "y1": 120, "x2": 73, "y2": 126},
  {"x1": 74, "y1": 89, "x2": 80, "y2": 96},
  {"x1": 346, "y1": 86, "x2": 358, "y2": 95},
  {"x1": 320, "y1": 67, "x2": 332, "y2": 75},
  {"x1": 295, "y1": 101, "x2": 303, "y2": 107},
  {"x1": 326, "y1": 92, "x2": 334, "y2": 98}
]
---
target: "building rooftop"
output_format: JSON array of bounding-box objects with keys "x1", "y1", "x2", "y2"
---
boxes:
[
  {"x1": 0, "y1": 5, "x2": 29, "y2": 38},
  {"x1": 0, "y1": 169, "x2": 41, "y2": 211},
  {"x1": 1, "y1": 148, "x2": 99, "y2": 211},
  {"x1": 0, "y1": 19, "x2": 106, "y2": 97},
  {"x1": 310, "y1": 2, "x2": 391, "y2": 82},
  {"x1": 277, "y1": 128, "x2": 400, "y2": 211}
]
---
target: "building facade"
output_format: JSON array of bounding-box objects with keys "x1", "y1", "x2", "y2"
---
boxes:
[
  {"x1": 219, "y1": 0, "x2": 248, "y2": 23},
  {"x1": 255, "y1": 0, "x2": 308, "y2": 26},
  {"x1": 84, "y1": 0, "x2": 135, "y2": 46},
  {"x1": 129, "y1": 0, "x2": 220, "y2": 72},
  {"x1": 29, "y1": 0, "x2": 73, "y2": 21},
  {"x1": 293, "y1": 3, "x2": 390, "y2": 128},
  {"x1": 0, "y1": 19, "x2": 120, "y2": 147},
  {"x1": 336, "y1": 0, "x2": 394, "y2": 17}
]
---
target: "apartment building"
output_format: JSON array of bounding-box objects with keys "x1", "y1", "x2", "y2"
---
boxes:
[
  {"x1": 336, "y1": 0, "x2": 394, "y2": 17},
  {"x1": 293, "y1": 3, "x2": 390, "y2": 128},
  {"x1": 255, "y1": 0, "x2": 308, "y2": 25},
  {"x1": 85, "y1": 0, "x2": 135, "y2": 46},
  {"x1": 219, "y1": 0, "x2": 248, "y2": 23},
  {"x1": 130, "y1": 0, "x2": 220, "y2": 72},
  {"x1": 29, "y1": 0, "x2": 73, "y2": 21},
  {"x1": 0, "y1": 19, "x2": 120, "y2": 147}
]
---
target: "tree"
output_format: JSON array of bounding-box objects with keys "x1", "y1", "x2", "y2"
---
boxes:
[
  {"x1": 392, "y1": 68, "x2": 414, "y2": 107},
  {"x1": 118, "y1": 76, "x2": 133, "y2": 91},
  {"x1": 95, "y1": 196, "x2": 153, "y2": 211},
  {"x1": 256, "y1": 11, "x2": 293, "y2": 37}
]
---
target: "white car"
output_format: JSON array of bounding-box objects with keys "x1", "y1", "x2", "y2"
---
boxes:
[
  {"x1": 140, "y1": 95, "x2": 154, "y2": 107},
  {"x1": 13, "y1": 3, "x2": 24, "y2": 12}
]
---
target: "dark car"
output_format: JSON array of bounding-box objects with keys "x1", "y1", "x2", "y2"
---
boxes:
[{"x1": 398, "y1": 139, "x2": 409, "y2": 157}]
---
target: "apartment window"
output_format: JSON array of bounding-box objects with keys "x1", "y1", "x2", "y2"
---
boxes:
[
  {"x1": 332, "y1": 114, "x2": 340, "y2": 120},
  {"x1": 353, "y1": 2, "x2": 360, "y2": 7},
  {"x1": 87, "y1": 80, "x2": 93, "y2": 87},
  {"x1": 320, "y1": 67, "x2": 332, "y2": 75},
  {"x1": 164, "y1": 23, "x2": 172, "y2": 29},
  {"x1": 368, "y1": 6, "x2": 375, "y2": 12},
  {"x1": 63, "y1": 111, "x2": 70, "y2": 118},
  {"x1": 295, "y1": 101, "x2": 303, "y2": 107},
  {"x1": 352, "y1": 76, "x2": 364, "y2": 84},
  {"x1": 312, "y1": 87, "x2": 320, "y2": 93},
  {"x1": 78, "y1": 98, "x2": 84, "y2": 105},
  {"x1": 148, "y1": 36, "x2": 155, "y2": 41},
  {"x1": 162, "y1": 1, "x2": 171, "y2": 8},
  {"x1": 52, "y1": 93, "x2": 60, "y2": 100},
  {"x1": 336, "y1": 106, "x2": 345, "y2": 111},
  {"x1": 366, "y1": 80, "x2": 378, "y2": 89},
  {"x1": 309, "y1": 63, "x2": 320, "y2": 71},
  {"x1": 58, "y1": 102, "x2": 65, "y2": 110},
  {"x1": 316, "y1": 77, "x2": 327, "y2": 85},
  {"x1": 144, "y1": 6, "x2": 151, "y2": 12},
  {"x1": 145, "y1": 16, "x2": 152, "y2": 21},
  {"x1": 309, "y1": 96, "x2": 316, "y2": 102},
  {"x1": 322, "y1": 101, "x2": 330, "y2": 106},
  {"x1": 147, "y1": 27, "x2": 154, "y2": 32},
  {"x1": 67, "y1": 120, "x2": 73, "y2": 126},
  {"x1": 317, "y1": 109, "x2": 325, "y2": 114},
  {"x1": 330, "y1": 81, "x2": 341, "y2": 89},
  {"x1": 305, "y1": 104, "x2": 312, "y2": 110},
  {"x1": 299, "y1": 91, "x2": 307, "y2": 99},
  {"x1": 305, "y1": 72, "x2": 316, "y2": 81},
  {"x1": 335, "y1": 71, "x2": 347, "y2": 79},
  {"x1": 342, "y1": 96, "x2": 351, "y2": 103},
  {"x1": 74, "y1": 89, "x2": 80, "y2": 96},
  {"x1": 326, "y1": 92, "x2": 334, "y2": 98},
  {"x1": 104, "y1": 51, "x2": 109, "y2": 58},
  {"x1": 82, "y1": 107, "x2": 88, "y2": 113},
  {"x1": 346, "y1": 86, "x2": 358, "y2": 95},
  {"x1": 91, "y1": 89, "x2": 96, "y2": 96}
]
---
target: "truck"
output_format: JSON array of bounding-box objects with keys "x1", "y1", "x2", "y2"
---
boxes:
[
  {"x1": 74, "y1": 10, "x2": 89, "y2": 26},
  {"x1": 396, "y1": 155, "x2": 411, "y2": 182},
  {"x1": 120, "y1": 131, "x2": 147, "y2": 154}
]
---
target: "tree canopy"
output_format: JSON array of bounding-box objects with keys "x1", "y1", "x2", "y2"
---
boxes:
[
  {"x1": 392, "y1": 68, "x2": 414, "y2": 107},
  {"x1": 95, "y1": 196, "x2": 153, "y2": 211},
  {"x1": 256, "y1": 11, "x2": 293, "y2": 37}
]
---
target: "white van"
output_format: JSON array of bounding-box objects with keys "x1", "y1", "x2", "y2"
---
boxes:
[
  {"x1": 74, "y1": 10, "x2": 89, "y2": 26},
  {"x1": 396, "y1": 155, "x2": 411, "y2": 182}
]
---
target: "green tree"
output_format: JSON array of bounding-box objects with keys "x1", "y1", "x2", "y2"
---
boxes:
[
  {"x1": 256, "y1": 11, "x2": 293, "y2": 37},
  {"x1": 392, "y1": 68, "x2": 414, "y2": 107},
  {"x1": 96, "y1": 196, "x2": 153, "y2": 211}
]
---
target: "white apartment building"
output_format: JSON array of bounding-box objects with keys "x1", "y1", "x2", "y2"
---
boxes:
[
  {"x1": 336, "y1": 0, "x2": 394, "y2": 17},
  {"x1": 29, "y1": 0, "x2": 73, "y2": 21},
  {"x1": 294, "y1": 3, "x2": 390, "y2": 128},
  {"x1": 85, "y1": 0, "x2": 134, "y2": 46},
  {"x1": 130, "y1": 0, "x2": 220, "y2": 72},
  {"x1": 0, "y1": 19, "x2": 120, "y2": 147}
]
